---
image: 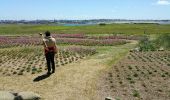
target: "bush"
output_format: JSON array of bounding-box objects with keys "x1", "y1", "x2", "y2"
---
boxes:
[
  {"x1": 138, "y1": 37, "x2": 156, "y2": 51},
  {"x1": 154, "y1": 34, "x2": 170, "y2": 49},
  {"x1": 138, "y1": 34, "x2": 170, "y2": 51},
  {"x1": 99, "y1": 23, "x2": 106, "y2": 26}
]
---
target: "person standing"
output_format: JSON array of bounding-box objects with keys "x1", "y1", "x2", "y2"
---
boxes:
[{"x1": 41, "y1": 31, "x2": 57, "y2": 74}]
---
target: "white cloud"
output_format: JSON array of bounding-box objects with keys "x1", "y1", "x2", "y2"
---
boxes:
[{"x1": 157, "y1": 0, "x2": 170, "y2": 5}]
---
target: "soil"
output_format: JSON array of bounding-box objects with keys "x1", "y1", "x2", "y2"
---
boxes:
[{"x1": 98, "y1": 51, "x2": 170, "y2": 100}]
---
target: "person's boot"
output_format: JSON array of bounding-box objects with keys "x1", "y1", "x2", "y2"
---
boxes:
[
  {"x1": 52, "y1": 70, "x2": 55, "y2": 73},
  {"x1": 47, "y1": 72, "x2": 51, "y2": 75}
]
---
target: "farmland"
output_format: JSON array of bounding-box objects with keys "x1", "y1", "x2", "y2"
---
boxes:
[
  {"x1": 0, "y1": 24, "x2": 170, "y2": 100},
  {"x1": 99, "y1": 51, "x2": 170, "y2": 100},
  {"x1": 0, "y1": 46, "x2": 96, "y2": 76},
  {"x1": 0, "y1": 33, "x2": 131, "y2": 76},
  {"x1": 0, "y1": 34, "x2": 128, "y2": 47}
]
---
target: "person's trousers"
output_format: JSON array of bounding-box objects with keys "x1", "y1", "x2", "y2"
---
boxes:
[{"x1": 45, "y1": 52, "x2": 55, "y2": 73}]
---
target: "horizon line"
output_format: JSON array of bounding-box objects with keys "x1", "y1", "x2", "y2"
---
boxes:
[{"x1": 0, "y1": 19, "x2": 170, "y2": 21}]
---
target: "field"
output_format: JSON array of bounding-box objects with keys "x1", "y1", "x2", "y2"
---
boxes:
[
  {"x1": 0, "y1": 24, "x2": 170, "y2": 35},
  {"x1": 0, "y1": 46, "x2": 96, "y2": 76},
  {"x1": 0, "y1": 24, "x2": 170, "y2": 100},
  {"x1": 99, "y1": 51, "x2": 170, "y2": 100}
]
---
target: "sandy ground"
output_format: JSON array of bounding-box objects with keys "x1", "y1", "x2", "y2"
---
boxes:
[{"x1": 0, "y1": 42, "x2": 136, "y2": 100}]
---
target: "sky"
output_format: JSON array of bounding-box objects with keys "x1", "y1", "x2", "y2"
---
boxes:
[{"x1": 0, "y1": 0, "x2": 170, "y2": 20}]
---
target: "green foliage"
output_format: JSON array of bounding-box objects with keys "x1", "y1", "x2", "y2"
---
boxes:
[
  {"x1": 32, "y1": 67, "x2": 37, "y2": 72},
  {"x1": 138, "y1": 37, "x2": 156, "y2": 51},
  {"x1": 154, "y1": 34, "x2": 170, "y2": 49},
  {"x1": 99, "y1": 23, "x2": 106, "y2": 26},
  {"x1": 139, "y1": 33, "x2": 170, "y2": 51},
  {"x1": 0, "y1": 24, "x2": 170, "y2": 35},
  {"x1": 132, "y1": 90, "x2": 140, "y2": 97}
]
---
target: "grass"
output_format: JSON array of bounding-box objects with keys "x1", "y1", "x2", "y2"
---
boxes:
[
  {"x1": 0, "y1": 24, "x2": 170, "y2": 35},
  {"x1": 94, "y1": 46, "x2": 131, "y2": 66}
]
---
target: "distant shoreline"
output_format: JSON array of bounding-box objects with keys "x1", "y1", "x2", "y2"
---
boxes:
[{"x1": 0, "y1": 19, "x2": 170, "y2": 25}]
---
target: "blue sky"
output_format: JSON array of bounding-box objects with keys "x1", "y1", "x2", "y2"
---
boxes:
[{"x1": 0, "y1": 0, "x2": 170, "y2": 20}]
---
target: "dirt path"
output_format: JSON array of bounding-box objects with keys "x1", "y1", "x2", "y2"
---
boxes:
[{"x1": 0, "y1": 42, "x2": 137, "y2": 100}]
